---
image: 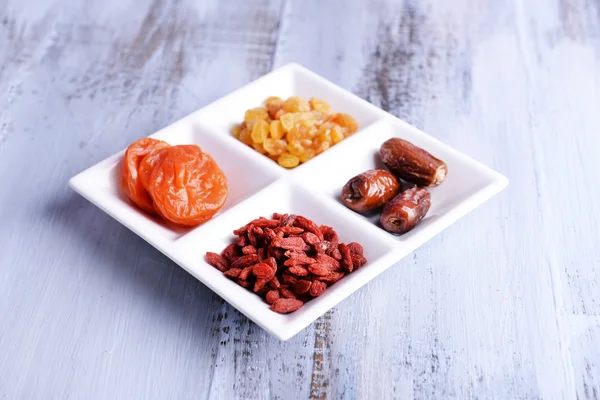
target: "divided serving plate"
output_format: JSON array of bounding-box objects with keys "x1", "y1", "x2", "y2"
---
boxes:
[{"x1": 69, "y1": 63, "x2": 508, "y2": 340}]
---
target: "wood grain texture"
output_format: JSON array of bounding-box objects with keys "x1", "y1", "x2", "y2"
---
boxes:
[{"x1": 1, "y1": 0, "x2": 599, "y2": 398}]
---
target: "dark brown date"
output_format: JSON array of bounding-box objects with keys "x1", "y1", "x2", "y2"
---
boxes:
[
  {"x1": 380, "y1": 187, "x2": 431, "y2": 234},
  {"x1": 380, "y1": 138, "x2": 448, "y2": 187},
  {"x1": 341, "y1": 169, "x2": 400, "y2": 213}
]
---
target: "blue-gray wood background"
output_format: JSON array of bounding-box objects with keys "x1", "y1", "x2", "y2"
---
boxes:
[{"x1": 1, "y1": 0, "x2": 599, "y2": 398}]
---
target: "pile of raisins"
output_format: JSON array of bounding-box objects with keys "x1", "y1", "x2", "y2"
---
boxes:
[
  {"x1": 205, "y1": 213, "x2": 367, "y2": 314},
  {"x1": 232, "y1": 96, "x2": 358, "y2": 168}
]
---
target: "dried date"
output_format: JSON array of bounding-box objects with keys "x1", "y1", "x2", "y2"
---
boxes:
[
  {"x1": 380, "y1": 187, "x2": 431, "y2": 234},
  {"x1": 380, "y1": 138, "x2": 448, "y2": 187},
  {"x1": 341, "y1": 169, "x2": 400, "y2": 213}
]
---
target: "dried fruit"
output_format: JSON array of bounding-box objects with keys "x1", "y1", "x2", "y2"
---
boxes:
[
  {"x1": 230, "y1": 254, "x2": 259, "y2": 269},
  {"x1": 347, "y1": 242, "x2": 363, "y2": 255},
  {"x1": 272, "y1": 236, "x2": 310, "y2": 251},
  {"x1": 253, "y1": 263, "x2": 275, "y2": 279},
  {"x1": 292, "y1": 280, "x2": 312, "y2": 294},
  {"x1": 224, "y1": 268, "x2": 242, "y2": 278},
  {"x1": 279, "y1": 287, "x2": 297, "y2": 299},
  {"x1": 206, "y1": 252, "x2": 229, "y2": 272},
  {"x1": 328, "y1": 113, "x2": 358, "y2": 134},
  {"x1": 271, "y1": 298, "x2": 304, "y2": 313},
  {"x1": 245, "y1": 107, "x2": 269, "y2": 122},
  {"x1": 309, "y1": 98, "x2": 331, "y2": 114},
  {"x1": 294, "y1": 216, "x2": 324, "y2": 241},
  {"x1": 263, "y1": 138, "x2": 287, "y2": 156},
  {"x1": 339, "y1": 243, "x2": 353, "y2": 272},
  {"x1": 309, "y1": 281, "x2": 327, "y2": 297},
  {"x1": 287, "y1": 266, "x2": 309, "y2": 276},
  {"x1": 148, "y1": 145, "x2": 227, "y2": 226},
  {"x1": 341, "y1": 169, "x2": 401, "y2": 214},
  {"x1": 270, "y1": 120, "x2": 285, "y2": 140},
  {"x1": 380, "y1": 187, "x2": 431, "y2": 233},
  {"x1": 121, "y1": 138, "x2": 170, "y2": 214},
  {"x1": 239, "y1": 266, "x2": 253, "y2": 281},
  {"x1": 277, "y1": 153, "x2": 300, "y2": 169},
  {"x1": 282, "y1": 96, "x2": 311, "y2": 113},
  {"x1": 265, "y1": 97, "x2": 283, "y2": 119},
  {"x1": 308, "y1": 263, "x2": 331, "y2": 276},
  {"x1": 233, "y1": 96, "x2": 359, "y2": 168},
  {"x1": 242, "y1": 245, "x2": 257, "y2": 255},
  {"x1": 254, "y1": 278, "x2": 269, "y2": 293},
  {"x1": 206, "y1": 213, "x2": 367, "y2": 313},
  {"x1": 250, "y1": 120, "x2": 269, "y2": 144},
  {"x1": 297, "y1": 235, "x2": 316, "y2": 249},
  {"x1": 380, "y1": 138, "x2": 448, "y2": 187},
  {"x1": 139, "y1": 146, "x2": 170, "y2": 192},
  {"x1": 266, "y1": 290, "x2": 280, "y2": 305},
  {"x1": 221, "y1": 244, "x2": 241, "y2": 262}
]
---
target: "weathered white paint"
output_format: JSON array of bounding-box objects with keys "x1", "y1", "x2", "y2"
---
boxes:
[{"x1": 0, "y1": 0, "x2": 599, "y2": 398}]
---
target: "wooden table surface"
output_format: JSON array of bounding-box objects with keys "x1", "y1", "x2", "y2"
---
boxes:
[{"x1": 1, "y1": 0, "x2": 599, "y2": 398}]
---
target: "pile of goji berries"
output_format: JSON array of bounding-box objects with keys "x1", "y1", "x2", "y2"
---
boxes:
[{"x1": 205, "y1": 213, "x2": 367, "y2": 314}]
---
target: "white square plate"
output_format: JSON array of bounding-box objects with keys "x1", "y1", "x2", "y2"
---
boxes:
[{"x1": 69, "y1": 63, "x2": 508, "y2": 340}]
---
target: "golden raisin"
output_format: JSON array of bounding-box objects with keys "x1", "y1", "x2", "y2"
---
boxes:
[
  {"x1": 270, "y1": 120, "x2": 285, "y2": 140},
  {"x1": 277, "y1": 153, "x2": 300, "y2": 168},
  {"x1": 317, "y1": 125, "x2": 331, "y2": 143},
  {"x1": 282, "y1": 96, "x2": 311, "y2": 113},
  {"x1": 328, "y1": 113, "x2": 358, "y2": 134},
  {"x1": 287, "y1": 124, "x2": 311, "y2": 142},
  {"x1": 252, "y1": 142, "x2": 267, "y2": 154},
  {"x1": 287, "y1": 140, "x2": 304, "y2": 157},
  {"x1": 299, "y1": 148, "x2": 316, "y2": 163},
  {"x1": 310, "y1": 98, "x2": 331, "y2": 114},
  {"x1": 265, "y1": 96, "x2": 283, "y2": 119},
  {"x1": 331, "y1": 125, "x2": 345, "y2": 144},
  {"x1": 245, "y1": 107, "x2": 269, "y2": 122},
  {"x1": 274, "y1": 109, "x2": 287, "y2": 120},
  {"x1": 251, "y1": 120, "x2": 269, "y2": 144},
  {"x1": 263, "y1": 138, "x2": 287, "y2": 156},
  {"x1": 314, "y1": 140, "x2": 331, "y2": 154},
  {"x1": 232, "y1": 124, "x2": 243, "y2": 138},
  {"x1": 239, "y1": 127, "x2": 252, "y2": 145},
  {"x1": 300, "y1": 139, "x2": 313, "y2": 148},
  {"x1": 236, "y1": 95, "x2": 358, "y2": 167}
]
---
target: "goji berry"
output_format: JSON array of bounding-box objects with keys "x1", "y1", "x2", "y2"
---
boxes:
[
  {"x1": 270, "y1": 298, "x2": 303, "y2": 314},
  {"x1": 266, "y1": 290, "x2": 280, "y2": 305},
  {"x1": 206, "y1": 252, "x2": 229, "y2": 272}
]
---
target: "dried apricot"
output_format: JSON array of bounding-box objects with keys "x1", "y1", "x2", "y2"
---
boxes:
[
  {"x1": 139, "y1": 147, "x2": 170, "y2": 191},
  {"x1": 148, "y1": 145, "x2": 228, "y2": 226},
  {"x1": 121, "y1": 138, "x2": 170, "y2": 214}
]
